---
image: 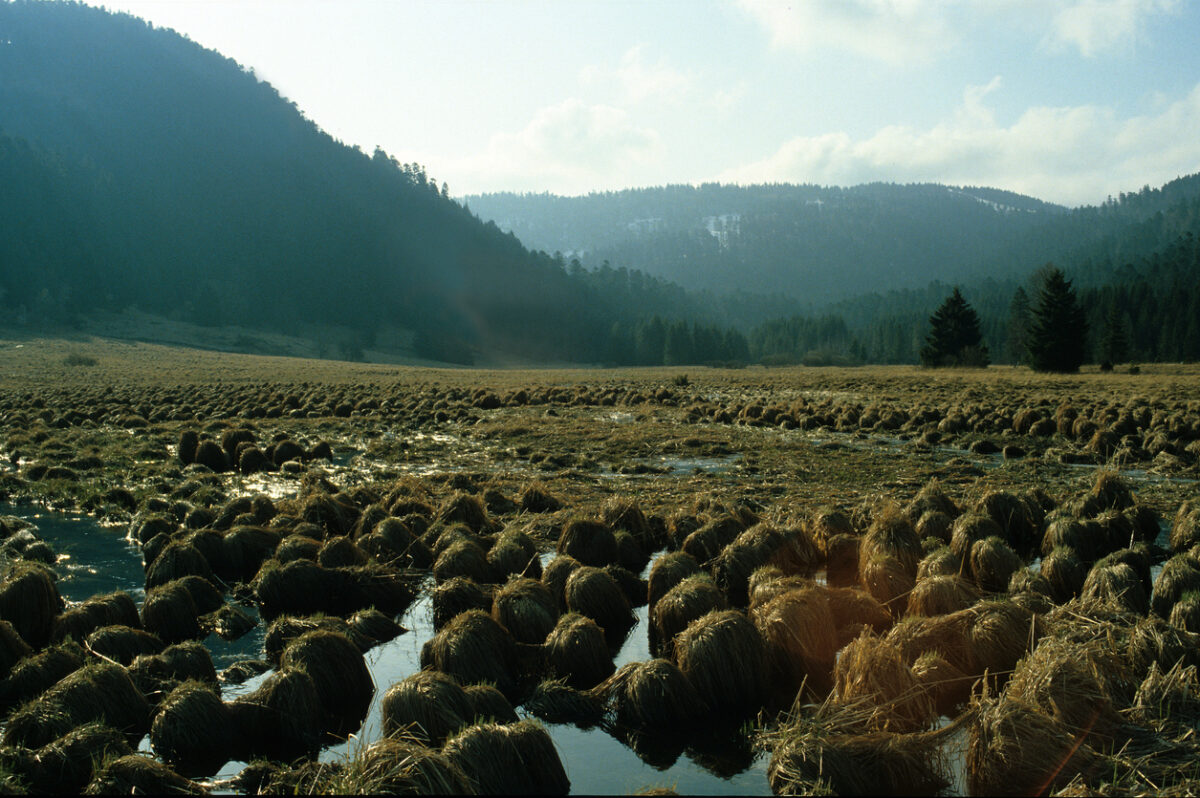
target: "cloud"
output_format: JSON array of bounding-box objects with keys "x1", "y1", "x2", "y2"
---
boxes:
[
  {"x1": 446, "y1": 99, "x2": 662, "y2": 194},
  {"x1": 736, "y1": 0, "x2": 1180, "y2": 63},
  {"x1": 1045, "y1": 0, "x2": 1179, "y2": 57},
  {"x1": 734, "y1": 0, "x2": 959, "y2": 65},
  {"x1": 717, "y1": 81, "x2": 1200, "y2": 205},
  {"x1": 580, "y1": 45, "x2": 695, "y2": 104}
]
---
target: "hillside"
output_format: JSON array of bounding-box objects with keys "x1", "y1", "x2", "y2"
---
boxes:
[
  {"x1": 0, "y1": 0, "x2": 727, "y2": 365},
  {"x1": 465, "y1": 176, "x2": 1200, "y2": 307},
  {"x1": 464, "y1": 183, "x2": 1067, "y2": 303}
]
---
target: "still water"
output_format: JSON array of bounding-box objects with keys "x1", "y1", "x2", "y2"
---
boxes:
[{"x1": 1, "y1": 504, "x2": 771, "y2": 795}]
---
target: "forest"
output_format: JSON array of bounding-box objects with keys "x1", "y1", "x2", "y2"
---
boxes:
[{"x1": 1, "y1": 0, "x2": 1199, "y2": 369}]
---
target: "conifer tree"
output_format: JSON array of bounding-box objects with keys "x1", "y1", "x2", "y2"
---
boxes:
[
  {"x1": 1098, "y1": 304, "x2": 1130, "y2": 368},
  {"x1": 1005, "y1": 287, "x2": 1031, "y2": 364},
  {"x1": 919, "y1": 288, "x2": 989, "y2": 367},
  {"x1": 1026, "y1": 267, "x2": 1088, "y2": 372}
]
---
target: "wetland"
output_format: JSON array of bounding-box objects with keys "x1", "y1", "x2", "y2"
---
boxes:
[{"x1": 1, "y1": 336, "x2": 1200, "y2": 794}]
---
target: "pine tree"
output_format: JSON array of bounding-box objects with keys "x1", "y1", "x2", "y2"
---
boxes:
[
  {"x1": 1098, "y1": 304, "x2": 1130, "y2": 368},
  {"x1": 1005, "y1": 287, "x2": 1031, "y2": 364},
  {"x1": 919, "y1": 288, "x2": 989, "y2": 367},
  {"x1": 1026, "y1": 267, "x2": 1088, "y2": 372}
]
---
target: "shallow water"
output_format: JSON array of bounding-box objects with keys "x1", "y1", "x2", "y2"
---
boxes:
[{"x1": 2, "y1": 505, "x2": 770, "y2": 795}]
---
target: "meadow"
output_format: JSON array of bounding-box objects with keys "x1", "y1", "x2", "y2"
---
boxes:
[{"x1": 1, "y1": 335, "x2": 1199, "y2": 794}]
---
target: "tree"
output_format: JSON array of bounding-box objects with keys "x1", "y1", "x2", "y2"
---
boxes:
[
  {"x1": 919, "y1": 288, "x2": 989, "y2": 367},
  {"x1": 1005, "y1": 287, "x2": 1031, "y2": 364},
  {"x1": 1098, "y1": 303, "x2": 1130, "y2": 367},
  {"x1": 1026, "y1": 267, "x2": 1087, "y2": 372}
]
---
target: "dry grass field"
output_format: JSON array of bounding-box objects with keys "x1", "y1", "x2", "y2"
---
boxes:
[{"x1": 3, "y1": 333, "x2": 1200, "y2": 794}]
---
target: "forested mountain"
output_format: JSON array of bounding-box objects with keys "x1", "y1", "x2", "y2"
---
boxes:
[
  {"x1": 464, "y1": 183, "x2": 1067, "y2": 303},
  {"x1": 749, "y1": 183, "x2": 1200, "y2": 366},
  {"x1": 465, "y1": 176, "x2": 1200, "y2": 308},
  {"x1": 3, "y1": 1, "x2": 1198, "y2": 369},
  {"x1": 0, "y1": 0, "x2": 737, "y2": 364}
]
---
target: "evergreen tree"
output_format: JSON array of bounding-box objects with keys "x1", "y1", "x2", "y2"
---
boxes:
[
  {"x1": 919, "y1": 288, "x2": 989, "y2": 367},
  {"x1": 1005, "y1": 287, "x2": 1031, "y2": 364},
  {"x1": 1098, "y1": 303, "x2": 1130, "y2": 367},
  {"x1": 1026, "y1": 267, "x2": 1088, "y2": 372}
]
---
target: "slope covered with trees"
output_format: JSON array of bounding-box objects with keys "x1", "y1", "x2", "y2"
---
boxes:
[
  {"x1": 747, "y1": 189, "x2": 1200, "y2": 368},
  {"x1": 465, "y1": 183, "x2": 1067, "y2": 303},
  {"x1": 0, "y1": 0, "x2": 744, "y2": 365}
]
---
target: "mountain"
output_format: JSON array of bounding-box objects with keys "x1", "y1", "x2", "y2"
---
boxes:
[
  {"x1": 463, "y1": 183, "x2": 1068, "y2": 305},
  {"x1": 746, "y1": 179, "x2": 1200, "y2": 366},
  {"x1": 0, "y1": 0, "x2": 729, "y2": 364},
  {"x1": 465, "y1": 175, "x2": 1200, "y2": 309}
]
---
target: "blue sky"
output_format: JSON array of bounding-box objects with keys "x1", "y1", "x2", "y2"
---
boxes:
[{"x1": 85, "y1": 0, "x2": 1200, "y2": 206}]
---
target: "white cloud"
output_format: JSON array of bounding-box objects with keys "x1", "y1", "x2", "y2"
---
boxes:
[
  {"x1": 734, "y1": 0, "x2": 959, "y2": 65},
  {"x1": 1046, "y1": 0, "x2": 1179, "y2": 57},
  {"x1": 445, "y1": 99, "x2": 662, "y2": 194},
  {"x1": 717, "y1": 81, "x2": 1200, "y2": 206},
  {"x1": 736, "y1": 0, "x2": 1180, "y2": 63},
  {"x1": 580, "y1": 44, "x2": 695, "y2": 104}
]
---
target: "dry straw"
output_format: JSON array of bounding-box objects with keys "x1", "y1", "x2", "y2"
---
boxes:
[
  {"x1": 82, "y1": 754, "x2": 202, "y2": 795},
  {"x1": 763, "y1": 697, "x2": 957, "y2": 796},
  {"x1": 911, "y1": 650, "x2": 973, "y2": 717},
  {"x1": 27, "y1": 721, "x2": 132, "y2": 795},
  {"x1": 861, "y1": 501, "x2": 923, "y2": 579},
  {"x1": 148, "y1": 680, "x2": 232, "y2": 776},
  {"x1": 949, "y1": 513, "x2": 1003, "y2": 566},
  {"x1": 647, "y1": 551, "x2": 701, "y2": 610},
  {"x1": 712, "y1": 524, "x2": 786, "y2": 607},
  {"x1": 544, "y1": 612, "x2": 615, "y2": 690},
  {"x1": 431, "y1": 576, "x2": 494, "y2": 630},
  {"x1": 747, "y1": 569, "x2": 811, "y2": 610},
  {"x1": 967, "y1": 695, "x2": 1100, "y2": 797},
  {"x1": 563, "y1": 565, "x2": 634, "y2": 647},
  {"x1": 380, "y1": 670, "x2": 473, "y2": 746},
  {"x1": 3, "y1": 661, "x2": 151, "y2": 749},
  {"x1": 464, "y1": 683, "x2": 518, "y2": 724},
  {"x1": 805, "y1": 506, "x2": 855, "y2": 558},
  {"x1": 681, "y1": 516, "x2": 744, "y2": 567},
  {"x1": 540, "y1": 554, "x2": 583, "y2": 612},
  {"x1": 832, "y1": 632, "x2": 935, "y2": 733},
  {"x1": 906, "y1": 574, "x2": 980, "y2": 619},
  {"x1": 227, "y1": 668, "x2": 323, "y2": 761},
  {"x1": 672, "y1": 609, "x2": 769, "y2": 721},
  {"x1": 281, "y1": 628, "x2": 375, "y2": 737},
  {"x1": 443, "y1": 720, "x2": 569, "y2": 795},
  {"x1": 969, "y1": 537, "x2": 1022, "y2": 593},
  {"x1": 595, "y1": 658, "x2": 703, "y2": 730},
  {"x1": 916, "y1": 546, "x2": 960, "y2": 580},
  {"x1": 1082, "y1": 560, "x2": 1149, "y2": 615},
  {"x1": 751, "y1": 585, "x2": 839, "y2": 700},
  {"x1": 860, "y1": 550, "x2": 915, "y2": 620},
  {"x1": 523, "y1": 678, "x2": 605, "y2": 727},
  {"x1": 1151, "y1": 554, "x2": 1200, "y2": 618},
  {"x1": 1041, "y1": 546, "x2": 1088, "y2": 605},
  {"x1": 84, "y1": 624, "x2": 164, "y2": 665},
  {"x1": 0, "y1": 561, "x2": 62, "y2": 649},
  {"x1": 650, "y1": 574, "x2": 728, "y2": 659},
  {"x1": 420, "y1": 609, "x2": 520, "y2": 700},
  {"x1": 557, "y1": 518, "x2": 617, "y2": 568}
]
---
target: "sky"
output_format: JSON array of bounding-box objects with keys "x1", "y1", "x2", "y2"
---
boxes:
[{"x1": 83, "y1": 0, "x2": 1200, "y2": 207}]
